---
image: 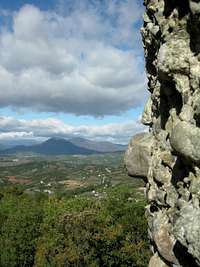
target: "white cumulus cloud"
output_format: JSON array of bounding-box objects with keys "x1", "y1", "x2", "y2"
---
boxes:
[
  {"x1": 0, "y1": 116, "x2": 146, "y2": 144},
  {"x1": 0, "y1": 1, "x2": 146, "y2": 116}
]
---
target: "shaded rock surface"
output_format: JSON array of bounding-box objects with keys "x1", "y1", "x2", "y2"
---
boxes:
[{"x1": 125, "y1": 0, "x2": 200, "y2": 266}]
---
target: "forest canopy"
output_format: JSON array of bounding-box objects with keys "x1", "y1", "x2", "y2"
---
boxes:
[{"x1": 0, "y1": 185, "x2": 150, "y2": 267}]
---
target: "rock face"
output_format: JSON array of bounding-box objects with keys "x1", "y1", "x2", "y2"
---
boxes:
[{"x1": 125, "y1": 1, "x2": 200, "y2": 266}]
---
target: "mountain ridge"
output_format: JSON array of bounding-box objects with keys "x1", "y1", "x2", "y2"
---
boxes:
[
  {"x1": 0, "y1": 137, "x2": 127, "y2": 155},
  {"x1": 69, "y1": 137, "x2": 126, "y2": 153}
]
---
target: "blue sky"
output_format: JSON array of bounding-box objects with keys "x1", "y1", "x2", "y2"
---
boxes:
[
  {"x1": 0, "y1": 0, "x2": 56, "y2": 11},
  {"x1": 0, "y1": 0, "x2": 147, "y2": 144}
]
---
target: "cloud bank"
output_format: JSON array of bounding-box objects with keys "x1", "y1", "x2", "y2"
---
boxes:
[
  {"x1": 0, "y1": 116, "x2": 146, "y2": 144},
  {"x1": 0, "y1": 1, "x2": 146, "y2": 116}
]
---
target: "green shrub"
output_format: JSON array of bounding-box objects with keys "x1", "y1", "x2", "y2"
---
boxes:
[
  {"x1": 0, "y1": 185, "x2": 150, "y2": 267},
  {"x1": 0, "y1": 189, "x2": 45, "y2": 267}
]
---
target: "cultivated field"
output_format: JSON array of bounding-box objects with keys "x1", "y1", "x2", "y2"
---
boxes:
[{"x1": 0, "y1": 153, "x2": 144, "y2": 196}]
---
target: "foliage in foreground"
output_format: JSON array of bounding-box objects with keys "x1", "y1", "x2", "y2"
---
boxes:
[{"x1": 0, "y1": 185, "x2": 151, "y2": 267}]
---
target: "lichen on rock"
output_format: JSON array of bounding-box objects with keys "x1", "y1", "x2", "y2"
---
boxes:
[{"x1": 125, "y1": 0, "x2": 200, "y2": 266}]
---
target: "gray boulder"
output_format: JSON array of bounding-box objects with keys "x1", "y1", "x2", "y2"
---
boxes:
[
  {"x1": 170, "y1": 121, "x2": 200, "y2": 164},
  {"x1": 124, "y1": 132, "x2": 154, "y2": 178}
]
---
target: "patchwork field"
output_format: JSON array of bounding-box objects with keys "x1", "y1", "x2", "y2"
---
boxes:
[{"x1": 0, "y1": 153, "x2": 144, "y2": 196}]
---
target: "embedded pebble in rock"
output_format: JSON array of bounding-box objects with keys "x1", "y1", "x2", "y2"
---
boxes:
[
  {"x1": 148, "y1": 253, "x2": 170, "y2": 267},
  {"x1": 125, "y1": 0, "x2": 200, "y2": 266},
  {"x1": 153, "y1": 164, "x2": 171, "y2": 185},
  {"x1": 152, "y1": 211, "x2": 177, "y2": 264},
  {"x1": 164, "y1": 185, "x2": 178, "y2": 208},
  {"x1": 141, "y1": 97, "x2": 153, "y2": 126},
  {"x1": 179, "y1": 104, "x2": 194, "y2": 123}
]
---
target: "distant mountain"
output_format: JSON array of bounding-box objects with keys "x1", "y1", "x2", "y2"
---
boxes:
[
  {"x1": 70, "y1": 137, "x2": 127, "y2": 153},
  {"x1": 0, "y1": 138, "x2": 97, "y2": 155},
  {"x1": 0, "y1": 137, "x2": 127, "y2": 155}
]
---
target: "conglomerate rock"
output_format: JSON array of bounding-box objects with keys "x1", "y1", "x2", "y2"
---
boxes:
[{"x1": 125, "y1": 1, "x2": 200, "y2": 266}]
